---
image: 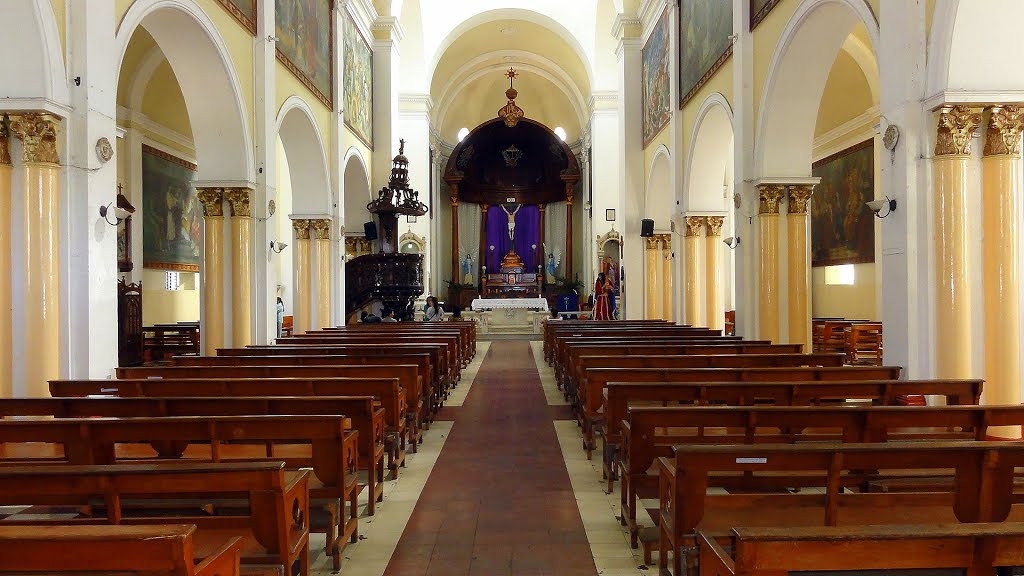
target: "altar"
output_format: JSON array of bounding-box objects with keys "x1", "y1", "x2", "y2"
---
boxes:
[{"x1": 470, "y1": 297, "x2": 549, "y2": 312}]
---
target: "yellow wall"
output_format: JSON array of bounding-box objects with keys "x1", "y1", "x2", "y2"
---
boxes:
[
  {"x1": 811, "y1": 263, "x2": 877, "y2": 320},
  {"x1": 681, "y1": 58, "x2": 734, "y2": 155},
  {"x1": 344, "y1": 126, "x2": 373, "y2": 184},
  {"x1": 141, "y1": 269, "x2": 201, "y2": 325},
  {"x1": 276, "y1": 62, "x2": 334, "y2": 163},
  {"x1": 814, "y1": 50, "x2": 872, "y2": 137},
  {"x1": 752, "y1": 0, "x2": 800, "y2": 130}
]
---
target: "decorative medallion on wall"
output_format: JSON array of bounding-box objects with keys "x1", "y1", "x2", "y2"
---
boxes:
[
  {"x1": 502, "y1": 145, "x2": 523, "y2": 167},
  {"x1": 95, "y1": 137, "x2": 113, "y2": 163},
  {"x1": 268, "y1": 199, "x2": 277, "y2": 216}
]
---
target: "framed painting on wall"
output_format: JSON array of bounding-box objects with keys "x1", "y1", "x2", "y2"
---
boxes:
[
  {"x1": 141, "y1": 145, "x2": 202, "y2": 273},
  {"x1": 275, "y1": 0, "x2": 334, "y2": 108},
  {"x1": 679, "y1": 0, "x2": 733, "y2": 107},
  {"x1": 810, "y1": 139, "x2": 875, "y2": 267},
  {"x1": 214, "y1": 0, "x2": 256, "y2": 34},
  {"x1": 750, "y1": 0, "x2": 783, "y2": 30},
  {"x1": 642, "y1": 9, "x2": 671, "y2": 147},
  {"x1": 343, "y1": 9, "x2": 374, "y2": 149}
]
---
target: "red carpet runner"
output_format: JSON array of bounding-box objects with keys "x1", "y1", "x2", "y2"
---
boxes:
[{"x1": 383, "y1": 341, "x2": 598, "y2": 576}]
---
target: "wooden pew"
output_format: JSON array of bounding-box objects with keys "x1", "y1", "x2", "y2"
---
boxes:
[
  {"x1": 280, "y1": 334, "x2": 460, "y2": 385},
  {"x1": 698, "y1": 524, "x2": 1024, "y2": 576},
  {"x1": 0, "y1": 462, "x2": 308, "y2": 575},
  {"x1": 0, "y1": 395, "x2": 387, "y2": 515},
  {"x1": 545, "y1": 322, "x2": 703, "y2": 364},
  {"x1": 578, "y1": 366, "x2": 903, "y2": 455},
  {"x1": 0, "y1": 415, "x2": 358, "y2": 571},
  {"x1": 0, "y1": 525, "x2": 245, "y2": 576},
  {"x1": 116, "y1": 364, "x2": 427, "y2": 450},
  {"x1": 50, "y1": 377, "x2": 409, "y2": 478},
  {"x1": 325, "y1": 323, "x2": 477, "y2": 365},
  {"x1": 144, "y1": 323, "x2": 201, "y2": 362},
  {"x1": 657, "y1": 441, "x2": 1024, "y2": 576},
  {"x1": 543, "y1": 320, "x2": 672, "y2": 362},
  {"x1": 551, "y1": 331, "x2": 739, "y2": 376}
]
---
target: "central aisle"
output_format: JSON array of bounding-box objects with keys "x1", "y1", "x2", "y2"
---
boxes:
[{"x1": 383, "y1": 341, "x2": 598, "y2": 576}]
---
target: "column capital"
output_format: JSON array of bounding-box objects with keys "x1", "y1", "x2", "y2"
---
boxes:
[
  {"x1": 657, "y1": 233, "x2": 672, "y2": 250},
  {"x1": 196, "y1": 187, "x2": 225, "y2": 217},
  {"x1": 224, "y1": 187, "x2": 252, "y2": 217},
  {"x1": 705, "y1": 216, "x2": 725, "y2": 237},
  {"x1": 481, "y1": 203, "x2": 489, "y2": 213},
  {"x1": 311, "y1": 218, "x2": 332, "y2": 240},
  {"x1": 8, "y1": 112, "x2": 61, "y2": 164},
  {"x1": 644, "y1": 236, "x2": 660, "y2": 250},
  {"x1": 0, "y1": 116, "x2": 10, "y2": 165},
  {"x1": 684, "y1": 216, "x2": 705, "y2": 237},
  {"x1": 984, "y1": 105, "x2": 1024, "y2": 156},
  {"x1": 292, "y1": 218, "x2": 311, "y2": 240},
  {"x1": 935, "y1": 105, "x2": 982, "y2": 156},
  {"x1": 538, "y1": 203, "x2": 546, "y2": 212},
  {"x1": 787, "y1": 184, "x2": 815, "y2": 214},
  {"x1": 757, "y1": 184, "x2": 785, "y2": 215}
]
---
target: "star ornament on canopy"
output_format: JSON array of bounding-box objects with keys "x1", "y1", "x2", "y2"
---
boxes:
[{"x1": 498, "y1": 67, "x2": 525, "y2": 128}]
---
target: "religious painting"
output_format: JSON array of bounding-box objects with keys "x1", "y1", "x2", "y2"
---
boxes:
[
  {"x1": 750, "y1": 0, "x2": 783, "y2": 30},
  {"x1": 276, "y1": 0, "x2": 333, "y2": 108},
  {"x1": 215, "y1": 0, "x2": 256, "y2": 34},
  {"x1": 642, "y1": 9, "x2": 671, "y2": 147},
  {"x1": 142, "y1": 145, "x2": 202, "y2": 273},
  {"x1": 811, "y1": 139, "x2": 875, "y2": 267},
  {"x1": 116, "y1": 189, "x2": 136, "y2": 273},
  {"x1": 343, "y1": 9, "x2": 373, "y2": 148},
  {"x1": 679, "y1": 0, "x2": 733, "y2": 107}
]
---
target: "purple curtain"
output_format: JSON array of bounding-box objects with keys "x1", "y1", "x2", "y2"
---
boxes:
[{"x1": 485, "y1": 204, "x2": 540, "y2": 272}]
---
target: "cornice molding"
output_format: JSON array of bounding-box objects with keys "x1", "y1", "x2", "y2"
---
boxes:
[
  {"x1": 399, "y1": 93, "x2": 433, "y2": 114},
  {"x1": 117, "y1": 106, "x2": 195, "y2": 155},
  {"x1": 616, "y1": 37, "x2": 642, "y2": 60},
  {"x1": 373, "y1": 15, "x2": 405, "y2": 43},
  {"x1": 611, "y1": 14, "x2": 642, "y2": 40},
  {"x1": 812, "y1": 106, "x2": 879, "y2": 161}
]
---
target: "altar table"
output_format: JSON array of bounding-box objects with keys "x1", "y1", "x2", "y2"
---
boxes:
[{"x1": 470, "y1": 298, "x2": 549, "y2": 312}]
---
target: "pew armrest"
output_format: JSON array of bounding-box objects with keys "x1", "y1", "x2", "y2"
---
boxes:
[
  {"x1": 697, "y1": 532, "x2": 736, "y2": 576},
  {"x1": 194, "y1": 536, "x2": 245, "y2": 576}
]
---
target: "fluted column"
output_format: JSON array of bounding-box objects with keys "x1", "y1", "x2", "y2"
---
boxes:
[
  {"x1": 479, "y1": 204, "x2": 488, "y2": 277},
  {"x1": 933, "y1": 105, "x2": 981, "y2": 379},
  {"x1": 292, "y1": 219, "x2": 312, "y2": 334},
  {"x1": 10, "y1": 113, "x2": 61, "y2": 396},
  {"x1": 0, "y1": 118, "x2": 11, "y2": 397},
  {"x1": 983, "y1": 105, "x2": 1024, "y2": 435},
  {"x1": 645, "y1": 236, "x2": 660, "y2": 319},
  {"x1": 704, "y1": 216, "x2": 725, "y2": 331},
  {"x1": 312, "y1": 219, "x2": 332, "y2": 329},
  {"x1": 225, "y1": 188, "x2": 253, "y2": 346},
  {"x1": 197, "y1": 188, "x2": 225, "y2": 355},
  {"x1": 756, "y1": 184, "x2": 784, "y2": 343},
  {"x1": 787, "y1": 184, "x2": 815, "y2": 351},
  {"x1": 660, "y1": 234, "x2": 673, "y2": 323},
  {"x1": 684, "y1": 218, "x2": 703, "y2": 326}
]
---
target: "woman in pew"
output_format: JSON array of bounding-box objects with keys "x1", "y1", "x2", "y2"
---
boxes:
[
  {"x1": 424, "y1": 296, "x2": 444, "y2": 321},
  {"x1": 593, "y1": 272, "x2": 612, "y2": 321}
]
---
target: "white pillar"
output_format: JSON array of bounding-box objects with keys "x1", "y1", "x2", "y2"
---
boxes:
[
  {"x1": 590, "y1": 96, "x2": 620, "y2": 307},
  {"x1": 372, "y1": 19, "x2": 403, "y2": 188},
  {"x1": 399, "y1": 94, "x2": 433, "y2": 292},
  {"x1": 66, "y1": 0, "x2": 118, "y2": 378},
  {"x1": 731, "y1": 0, "x2": 757, "y2": 339},
  {"x1": 255, "y1": 0, "x2": 278, "y2": 344},
  {"x1": 615, "y1": 15, "x2": 644, "y2": 319}
]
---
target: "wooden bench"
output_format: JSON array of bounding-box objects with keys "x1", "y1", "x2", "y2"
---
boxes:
[
  {"x1": 543, "y1": 319, "x2": 673, "y2": 361},
  {"x1": 50, "y1": 377, "x2": 409, "y2": 478},
  {"x1": 0, "y1": 415, "x2": 358, "y2": 571},
  {"x1": 551, "y1": 332, "x2": 741, "y2": 376},
  {"x1": 657, "y1": 441, "x2": 1024, "y2": 576},
  {"x1": 280, "y1": 334, "x2": 460, "y2": 385},
  {"x1": 0, "y1": 462, "x2": 308, "y2": 575},
  {"x1": 0, "y1": 524, "x2": 245, "y2": 576},
  {"x1": 546, "y1": 323, "x2": 712, "y2": 365},
  {"x1": 144, "y1": 324, "x2": 201, "y2": 363},
  {"x1": 326, "y1": 322, "x2": 477, "y2": 365},
  {"x1": 697, "y1": 524, "x2": 1024, "y2": 576},
  {"x1": 0, "y1": 395, "x2": 387, "y2": 515}
]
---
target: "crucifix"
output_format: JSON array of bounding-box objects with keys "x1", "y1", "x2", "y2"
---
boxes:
[{"x1": 500, "y1": 203, "x2": 521, "y2": 241}]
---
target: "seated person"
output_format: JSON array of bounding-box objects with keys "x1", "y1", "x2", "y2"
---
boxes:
[
  {"x1": 423, "y1": 296, "x2": 444, "y2": 321},
  {"x1": 381, "y1": 309, "x2": 398, "y2": 323},
  {"x1": 360, "y1": 310, "x2": 381, "y2": 323}
]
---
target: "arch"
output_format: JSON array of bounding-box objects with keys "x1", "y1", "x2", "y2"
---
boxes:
[
  {"x1": 645, "y1": 145, "x2": 673, "y2": 224},
  {"x1": 755, "y1": 0, "x2": 879, "y2": 177},
  {"x1": 0, "y1": 0, "x2": 70, "y2": 108},
  {"x1": 276, "y1": 97, "x2": 332, "y2": 215},
  {"x1": 685, "y1": 93, "x2": 734, "y2": 213},
  {"x1": 343, "y1": 148, "x2": 373, "y2": 229},
  {"x1": 928, "y1": 0, "x2": 1024, "y2": 97},
  {"x1": 427, "y1": 8, "x2": 595, "y2": 89},
  {"x1": 115, "y1": 0, "x2": 254, "y2": 183},
  {"x1": 926, "y1": 0, "x2": 958, "y2": 98}
]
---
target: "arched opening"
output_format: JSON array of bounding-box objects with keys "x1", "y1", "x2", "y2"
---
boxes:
[
  {"x1": 343, "y1": 150, "x2": 373, "y2": 250},
  {"x1": 644, "y1": 149, "x2": 672, "y2": 321}
]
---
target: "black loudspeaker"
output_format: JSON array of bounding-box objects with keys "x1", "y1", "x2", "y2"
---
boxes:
[
  {"x1": 640, "y1": 219, "x2": 655, "y2": 237},
  {"x1": 363, "y1": 221, "x2": 378, "y2": 241}
]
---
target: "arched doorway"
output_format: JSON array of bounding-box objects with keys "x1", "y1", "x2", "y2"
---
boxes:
[{"x1": 644, "y1": 147, "x2": 672, "y2": 321}]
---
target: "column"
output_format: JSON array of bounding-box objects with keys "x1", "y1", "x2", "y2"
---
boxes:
[
  {"x1": 705, "y1": 216, "x2": 725, "y2": 331},
  {"x1": 787, "y1": 184, "x2": 815, "y2": 351},
  {"x1": 479, "y1": 204, "x2": 488, "y2": 277},
  {"x1": 0, "y1": 118, "x2": 11, "y2": 397},
  {"x1": 645, "y1": 236, "x2": 660, "y2": 319},
  {"x1": 225, "y1": 188, "x2": 253, "y2": 347},
  {"x1": 684, "y1": 218, "x2": 703, "y2": 326},
  {"x1": 10, "y1": 113, "x2": 62, "y2": 396},
  {"x1": 565, "y1": 182, "x2": 575, "y2": 280},
  {"x1": 933, "y1": 105, "x2": 980, "y2": 379},
  {"x1": 312, "y1": 219, "x2": 333, "y2": 329},
  {"x1": 538, "y1": 203, "x2": 546, "y2": 276},
  {"x1": 660, "y1": 234, "x2": 673, "y2": 323},
  {"x1": 449, "y1": 184, "x2": 460, "y2": 284},
  {"x1": 197, "y1": 188, "x2": 225, "y2": 355},
  {"x1": 756, "y1": 184, "x2": 784, "y2": 343},
  {"x1": 292, "y1": 219, "x2": 312, "y2": 334},
  {"x1": 982, "y1": 105, "x2": 1024, "y2": 435}
]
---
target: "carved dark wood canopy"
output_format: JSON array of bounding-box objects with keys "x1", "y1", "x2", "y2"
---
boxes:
[{"x1": 443, "y1": 118, "x2": 580, "y2": 205}]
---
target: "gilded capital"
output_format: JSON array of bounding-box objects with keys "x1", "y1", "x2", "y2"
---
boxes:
[
  {"x1": 787, "y1": 184, "x2": 815, "y2": 214},
  {"x1": 0, "y1": 116, "x2": 10, "y2": 165},
  {"x1": 705, "y1": 216, "x2": 725, "y2": 237},
  {"x1": 935, "y1": 105, "x2": 981, "y2": 156},
  {"x1": 292, "y1": 218, "x2": 311, "y2": 240},
  {"x1": 644, "y1": 236, "x2": 660, "y2": 250},
  {"x1": 658, "y1": 233, "x2": 671, "y2": 250},
  {"x1": 684, "y1": 216, "x2": 705, "y2": 237},
  {"x1": 196, "y1": 188, "x2": 225, "y2": 217},
  {"x1": 9, "y1": 113, "x2": 60, "y2": 164},
  {"x1": 224, "y1": 188, "x2": 252, "y2": 217},
  {"x1": 449, "y1": 193, "x2": 459, "y2": 207},
  {"x1": 311, "y1": 218, "x2": 331, "y2": 240},
  {"x1": 984, "y1": 105, "x2": 1024, "y2": 156},
  {"x1": 757, "y1": 184, "x2": 785, "y2": 215}
]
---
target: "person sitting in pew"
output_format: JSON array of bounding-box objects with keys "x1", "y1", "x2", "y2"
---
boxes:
[
  {"x1": 424, "y1": 296, "x2": 444, "y2": 321},
  {"x1": 361, "y1": 310, "x2": 381, "y2": 323},
  {"x1": 382, "y1": 309, "x2": 398, "y2": 323}
]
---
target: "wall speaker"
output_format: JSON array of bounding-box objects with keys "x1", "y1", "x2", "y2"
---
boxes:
[
  {"x1": 640, "y1": 219, "x2": 655, "y2": 237},
  {"x1": 363, "y1": 221, "x2": 378, "y2": 241}
]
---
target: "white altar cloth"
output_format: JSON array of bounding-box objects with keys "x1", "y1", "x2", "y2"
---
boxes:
[{"x1": 471, "y1": 297, "x2": 549, "y2": 312}]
